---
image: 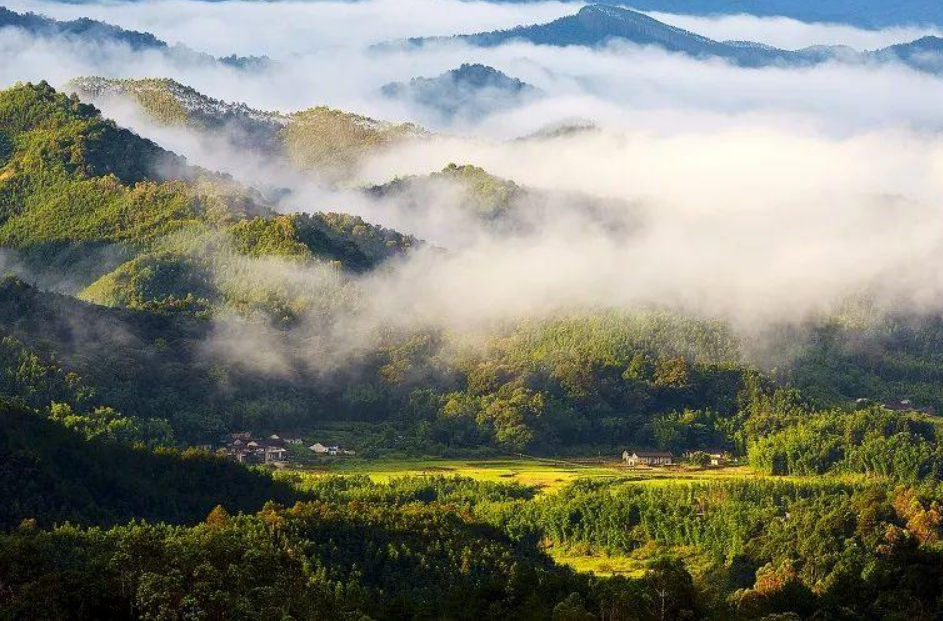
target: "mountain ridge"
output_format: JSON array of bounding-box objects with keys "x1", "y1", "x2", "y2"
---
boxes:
[
  {"x1": 394, "y1": 4, "x2": 943, "y2": 74},
  {"x1": 486, "y1": 0, "x2": 943, "y2": 29},
  {"x1": 69, "y1": 76, "x2": 427, "y2": 183},
  {"x1": 0, "y1": 6, "x2": 271, "y2": 71}
]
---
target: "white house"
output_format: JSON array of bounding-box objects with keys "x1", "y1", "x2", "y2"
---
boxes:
[
  {"x1": 622, "y1": 450, "x2": 674, "y2": 467},
  {"x1": 264, "y1": 446, "x2": 287, "y2": 464}
]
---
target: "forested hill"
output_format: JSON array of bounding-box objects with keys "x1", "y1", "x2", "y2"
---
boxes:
[
  {"x1": 380, "y1": 63, "x2": 541, "y2": 120},
  {"x1": 0, "y1": 82, "x2": 415, "y2": 303},
  {"x1": 0, "y1": 273, "x2": 754, "y2": 448},
  {"x1": 0, "y1": 398, "x2": 300, "y2": 528},
  {"x1": 68, "y1": 78, "x2": 628, "y2": 235},
  {"x1": 0, "y1": 79, "x2": 193, "y2": 185},
  {"x1": 69, "y1": 76, "x2": 427, "y2": 183},
  {"x1": 367, "y1": 163, "x2": 632, "y2": 233}
]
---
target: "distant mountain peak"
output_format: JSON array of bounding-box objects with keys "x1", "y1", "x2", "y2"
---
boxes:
[
  {"x1": 899, "y1": 35, "x2": 943, "y2": 50},
  {"x1": 448, "y1": 63, "x2": 522, "y2": 87},
  {"x1": 391, "y1": 4, "x2": 943, "y2": 75},
  {"x1": 382, "y1": 64, "x2": 540, "y2": 120},
  {"x1": 577, "y1": 4, "x2": 630, "y2": 18},
  {"x1": 576, "y1": 3, "x2": 670, "y2": 25}
]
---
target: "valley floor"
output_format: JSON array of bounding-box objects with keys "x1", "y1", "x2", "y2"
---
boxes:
[
  {"x1": 286, "y1": 456, "x2": 852, "y2": 579},
  {"x1": 289, "y1": 455, "x2": 758, "y2": 493}
]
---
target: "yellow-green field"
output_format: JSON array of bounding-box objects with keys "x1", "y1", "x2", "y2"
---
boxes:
[
  {"x1": 291, "y1": 456, "x2": 758, "y2": 493},
  {"x1": 287, "y1": 456, "x2": 768, "y2": 576},
  {"x1": 547, "y1": 547, "x2": 647, "y2": 577},
  {"x1": 548, "y1": 543, "x2": 716, "y2": 578}
]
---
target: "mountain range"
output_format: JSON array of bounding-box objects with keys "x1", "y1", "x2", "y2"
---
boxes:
[
  {"x1": 0, "y1": 81, "x2": 415, "y2": 303},
  {"x1": 492, "y1": 0, "x2": 943, "y2": 30},
  {"x1": 0, "y1": 81, "x2": 426, "y2": 444},
  {"x1": 25, "y1": 0, "x2": 943, "y2": 29},
  {"x1": 0, "y1": 80, "x2": 739, "y2": 454},
  {"x1": 398, "y1": 4, "x2": 943, "y2": 75},
  {"x1": 71, "y1": 77, "x2": 631, "y2": 237}
]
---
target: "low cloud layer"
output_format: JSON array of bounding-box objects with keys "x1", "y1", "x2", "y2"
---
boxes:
[
  {"x1": 348, "y1": 126, "x2": 943, "y2": 325},
  {"x1": 645, "y1": 11, "x2": 943, "y2": 50}
]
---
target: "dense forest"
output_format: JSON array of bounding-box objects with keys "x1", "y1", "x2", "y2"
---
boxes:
[
  {"x1": 0, "y1": 399, "x2": 299, "y2": 529},
  {"x1": 4, "y1": 472, "x2": 943, "y2": 619}
]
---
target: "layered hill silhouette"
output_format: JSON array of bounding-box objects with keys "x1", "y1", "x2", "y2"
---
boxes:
[
  {"x1": 0, "y1": 6, "x2": 270, "y2": 70},
  {"x1": 397, "y1": 4, "x2": 943, "y2": 75},
  {"x1": 0, "y1": 82, "x2": 421, "y2": 442},
  {"x1": 381, "y1": 63, "x2": 541, "y2": 120}
]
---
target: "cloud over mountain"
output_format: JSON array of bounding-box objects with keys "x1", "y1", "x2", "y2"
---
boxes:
[
  {"x1": 381, "y1": 63, "x2": 541, "y2": 122},
  {"x1": 396, "y1": 4, "x2": 943, "y2": 75}
]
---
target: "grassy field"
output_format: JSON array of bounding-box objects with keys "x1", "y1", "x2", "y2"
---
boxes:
[
  {"x1": 547, "y1": 547, "x2": 647, "y2": 577},
  {"x1": 287, "y1": 455, "x2": 764, "y2": 576},
  {"x1": 291, "y1": 455, "x2": 758, "y2": 493}
]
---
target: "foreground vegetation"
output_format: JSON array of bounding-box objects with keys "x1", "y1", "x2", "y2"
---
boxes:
[{"x1": 4, "y1": 470, "x2": 943, "y2": 619}]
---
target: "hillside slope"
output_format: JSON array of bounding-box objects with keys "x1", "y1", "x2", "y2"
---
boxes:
[
  {"x1": 0, "y1": 398, "x2": 299, "y2": 528},
  {"x1": 0, "y1": 274, "x2": 757, "y2": 450},
  {"x1": 367, "y1": 162, "x2": 635, "y2": 237},
  {"x1": 0, "y1": 82, "x2": 414, "y2": 309}
]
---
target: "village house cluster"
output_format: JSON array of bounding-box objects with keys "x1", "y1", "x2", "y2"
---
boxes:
[
  {"x1": 871, "y1": 398, "x2": 935, "y2": 416},
  {"x1": 220, "y1": 433, "x2": 355, "y2": 465},
  {"x1": 621, "y1": 448, "x2": 733, "y2": 468},
  {"x1": 221, "y1": 432, "x2": 300, "y2": 465},
  {"x1": 308, "y1": 443, "x2": 357, "y2": 457}
]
